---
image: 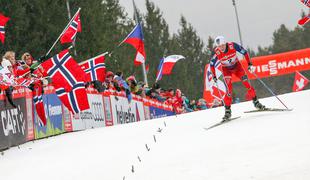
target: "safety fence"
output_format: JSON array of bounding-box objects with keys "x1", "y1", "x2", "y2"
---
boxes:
[{"x1": 0, "y1": 86, "x2": 175, "y2": 151}]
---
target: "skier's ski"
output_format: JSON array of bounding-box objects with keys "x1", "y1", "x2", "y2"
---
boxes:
[
  {"x1": 204, "y1": 116, "x2": 241, "y2": 131},
  {"x1": 244, "y1": 108, "x2": 293, "y2": 113}
]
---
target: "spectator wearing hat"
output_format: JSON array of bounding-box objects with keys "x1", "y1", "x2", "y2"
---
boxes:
[
  {"x1": 103, "y1": 71, "x2": 115, "y2": 90},
  {"x1": 126, "y1": 75, "x2": 139, "y2": 94}
]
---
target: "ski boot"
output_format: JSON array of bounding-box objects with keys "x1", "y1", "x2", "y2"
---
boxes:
[
  {"x1": 222, "y1": 106, "x2": 232, "y2": 122},
  {"x1": 253, "y1": 96, "x2": 266, "y2": 110}
]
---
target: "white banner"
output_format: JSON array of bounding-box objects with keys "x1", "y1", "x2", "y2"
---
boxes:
[
  {"x1": 71, "y1": 94, "x2": 105, "y2": 130},
  {"x1": 109, "y1": 95, "x2": 145, "y2": 125}
]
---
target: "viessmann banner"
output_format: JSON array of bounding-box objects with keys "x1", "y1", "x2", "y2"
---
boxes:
[{"x1": 233, "y1": 48, "x2": 310, "y2": 82}]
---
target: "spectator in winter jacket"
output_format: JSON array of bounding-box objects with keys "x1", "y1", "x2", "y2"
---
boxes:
[
  {"x1": 113, "y1": 71, "x2": 132, "y2": 102},
  {"x1": 4, "y1": 51, "x2": 30, "y2": 77},
  {"x1": 126, "y1": 75, "x2": 139, "y2": 94},
  {"x1": 189, "y1": 100, "x2": 198, "y2": 111},
  {"x1": 1, "y1": 52, "x2": 17, "y2": 108},
  {"x1": 146, "y1": 82, "x2": 165, "y2": 102},
  {"x1": 182, "y1": 94, "x2": 193, "y2": 112},
  {"x1": 136, "y1": 81, "x2": 146, "y2": 98},
  {"x1": 197, "y1": 99, "x2": 208, "y2": 110},
  {"x1": 103, "y1": 71, "x2": 115, "y2": 90}
]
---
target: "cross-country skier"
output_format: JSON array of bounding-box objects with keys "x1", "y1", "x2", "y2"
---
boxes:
[{"x1": 210, "y1": 36, "x2": 265, "y2": 120}]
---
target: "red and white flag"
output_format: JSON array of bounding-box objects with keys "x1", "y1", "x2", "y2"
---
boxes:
[
  {"x1": 161, "y1": 55, "x2": 185, "y2": 75},
  {"x1": 41, "y1": 49, "x2": 89, "y2": 113},
  {"x1": 298, "y1": 14, "x2": 310, "y2": 26},
  {"x1": 60, "y1": 12, "x2": 81, "y2": 44},
  {"x1": 205, "y1": 62, "x2": 227, "y2": 100},
  {"x1": 33, "y1": 84, "x2": 47, "y2": 126},
  {"x1": 56, "y1": 82, "x2": 89, "y2": 114},
  {"x1": 123, "y1": 24, "x2": 146, "y2": 66},
  {"x1": 300, "y1": 0, "x2": 310, "y2": 7},
  {"x1": 292, "y1": 71, "x2": 309, "y2": 92},
  {"x1": 0, "y1": 13, "x2": 10, "y2": 44},
  {"x1": 15, "y1": 77, "x2": 33, "y2": 87},
  {"x1": 41, "y1": 49, "x2": 86, "y2": 92},
  {"x1": 80, "y1": 54, "x2": 106, "y2": 82}
]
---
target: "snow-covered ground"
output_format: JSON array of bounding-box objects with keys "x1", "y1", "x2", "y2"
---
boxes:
[{"x1": 1, "y1": 90, "x2": 310, "y2": 180}]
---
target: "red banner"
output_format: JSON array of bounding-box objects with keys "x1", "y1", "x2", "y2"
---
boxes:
[{"x1": 233, "y1": 48, "x2": 310, "y2": 82}]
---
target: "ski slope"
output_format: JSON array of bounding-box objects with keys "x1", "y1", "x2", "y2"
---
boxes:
[{"x1": 1, "y1": 90, "x2": 310, "y2": 180}]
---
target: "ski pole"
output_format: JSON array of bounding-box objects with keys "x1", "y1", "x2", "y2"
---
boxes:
[{"x1": 251, "y1": 72, "x2": 289, "y2": 109}]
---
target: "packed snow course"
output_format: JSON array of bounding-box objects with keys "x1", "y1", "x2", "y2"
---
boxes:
[{"x1": 0, "y1": 90, "x2": 309, "y2": 180}]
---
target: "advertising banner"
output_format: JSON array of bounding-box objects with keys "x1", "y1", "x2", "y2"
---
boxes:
[
  {"x1": 71, "y1": 93, "x2": 105, "y2": 131},
  {"x1": 103, "y1": 96, "x2": 113, "y2": 126},
  {"x1": 0, "y1": 97, "x2": 29, "y2": 150},
  {"x1": 34, "y1": 93, "x2": 65, "y2": 139},
  {"x1": 144, "y1": 105, "x2": 151, "y2": 120},
  {"x1": 149, "y1": 106, "x2": 175, "y2": 119},
  {"x1": 63, "y1": 106, "x2": 73, "y2": 132},
  {"x1": 233, "y1": 48, "x2": 310, "y2": 82},
  {"x1": 110, "y1": 95, "x2": 145, "y2": 125},
  {"x1": 25, "y1": 96, "x2": 34, "y2": 141}
]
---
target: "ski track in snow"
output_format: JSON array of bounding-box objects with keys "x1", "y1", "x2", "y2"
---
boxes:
[{"x1": 0, "y1": 90, "x2": 310, "y2": 180}]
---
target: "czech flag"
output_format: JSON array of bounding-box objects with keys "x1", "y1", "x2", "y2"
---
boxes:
[
  {"x1": 161, "y1": 55, "x2": 185, "y2": 75},
  {"x1": 123, "y1": 23, "x2": 146, "y2": 66}
]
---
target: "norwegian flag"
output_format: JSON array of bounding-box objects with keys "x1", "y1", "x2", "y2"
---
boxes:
[
  {"x1": 205, "y1": 61, "x2": 227, "y2": 100},
  {"x1": 60, "y1": 12, "x2": 81, "y2": 44},
  {"x1": 292, "y1": 71, "x2": 309, "y2": 92},
  {"x1": 41, "y1": 49, "x2": 86, "y2": 92},
  {"x1": 33, "y1": 84, "x2": 47, "y2": 126},
  {"x1": 0, "y1": 13, "x2": 10, "y2": 44},
  {"x1": 15, "y1": 77, "x2": 33, "y2": 88},
  {"x1": 56, "y1": 82, "x2": 89, "y2": 114},
  {"x1": 80, "y1": 54, "x2": 106, "y2": 82}
]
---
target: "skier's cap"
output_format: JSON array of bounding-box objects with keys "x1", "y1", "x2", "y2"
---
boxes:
[{"x1": 214, "y1": 36, "x2": 226, "y2": 47}]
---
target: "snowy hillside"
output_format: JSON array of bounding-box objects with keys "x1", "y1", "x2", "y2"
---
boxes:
[{"x1": 1, "y1": 90, "x2": 310, "y2": 180}]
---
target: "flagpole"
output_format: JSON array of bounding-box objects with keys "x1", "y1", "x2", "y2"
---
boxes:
[
  {"x1": 66, "y1": 0, "x2": 78, "y2": 56},
  {"x1": 78, "y1": 52, "x2": 109, "y2": 65},
  {"x1": 132, "y1": 0, "x2": 148, "y2": 87},
  {"x1": 45, "y1": 7, "x2": 81, "y2": 56}
]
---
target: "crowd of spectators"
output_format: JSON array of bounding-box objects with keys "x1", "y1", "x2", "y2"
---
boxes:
[
  {"x1": 94, "y1": 70, "x2": 209, "y2": 114},
  {"x1": 0, "y1": 51, "x2": 47, "y2": 108},
  {"x1": 1, "y1": 50, "x2": 209, "y2": 114}
]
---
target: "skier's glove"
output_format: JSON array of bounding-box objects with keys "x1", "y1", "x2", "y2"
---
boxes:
[{"x1": 248, "y1": 63, "x2": 255, "y2": 73}]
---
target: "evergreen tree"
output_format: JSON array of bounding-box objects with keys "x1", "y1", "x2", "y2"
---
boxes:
[
  {"x1": 143, "y1": 0, "x2": 170, "y2": 84},
  {"x1": 0, "y1": 0, "x2": 67, "y2": 58},
  {"x1": 162, "y1": 16, "x2": 209, "y2": 99}
]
